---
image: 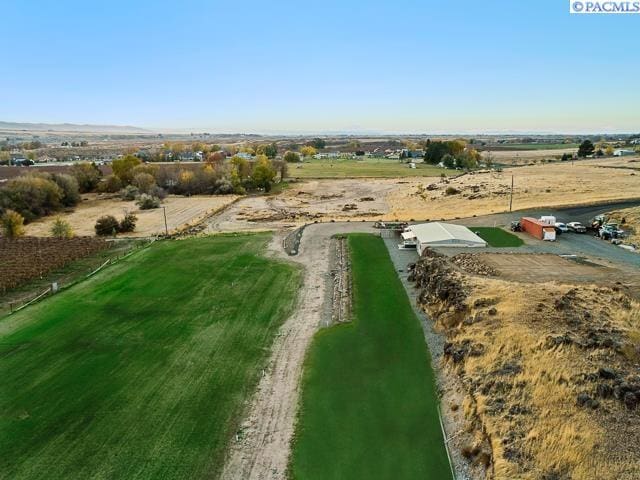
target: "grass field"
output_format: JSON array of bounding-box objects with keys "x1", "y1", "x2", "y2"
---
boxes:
[
  {"x1": 289, "y1": 158, "x2": 451, "y2": 178},
  {"x1": 290, "y1": 234, "x2": 452, "y2": 480},
  {"x1": 471, "y1": 226, "x2": 524, "y2": 247},
  {"x1": 0, "y1": 234, "x2": 301, "y2": 480}
]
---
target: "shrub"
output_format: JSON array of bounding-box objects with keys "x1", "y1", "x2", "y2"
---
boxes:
[
  {"x1": 94, "y1": 215, "x2": 120, "y2": 236},
  {"x1": 284, "y1": 151, "x2": 301, "y2": 163},
  {"x1": 119, "y1": 185, "x2": 140, "y2": 201},
  {"x1": 131, "y1": 163, "x2": 159, "y2": 178},
  {"x1": 98, "y1": 174, "x2": 123, "y2": 193},
  {"x1": 148, "y1": 185, "x2": 167, "y2": 199},
  {"x1": 50, "y1": 216, "x2": 74, "y2": 238},
  {"x1": 112, "y1": 155, "x2": 141, "y2": 184},
  {"x1": 135, "y1": 194, "x2": 161, "y2": 210},
  {"x1": 132, "y1": 172, "x2": 157, "y2": 194},
  {"x1": 445, "y1": 186, "x2": 461, "y2": 195},
  {"x1": 51, "y1": 173, "x2": 81, "y2": 206},
  {"x1": 0, "y1": 209, "x2": 25, "y2": 238},
  {"x1": 214, "y1": 178, "x2": 234, "y2": 194},
  {"x1": 118, "y1": 213, "x2": 137, "y2": 233},
  {"x1": 70, "y1": 162, "x2": 102, "y2": 192},
  {"x1": 0, "y1": 175, "x2": 63, "y2": 221}
]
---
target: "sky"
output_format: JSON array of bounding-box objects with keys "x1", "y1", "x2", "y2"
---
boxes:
[{"x1": 1, "y1": 0, "x2": 639, "y2": 134}]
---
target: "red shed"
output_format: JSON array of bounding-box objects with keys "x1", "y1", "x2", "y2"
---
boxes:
[{"x1": 520, "y1": 217, "x2": 556, "y2": 241}]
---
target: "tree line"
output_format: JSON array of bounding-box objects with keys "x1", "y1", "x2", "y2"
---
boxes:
[{"x1": 0, "y1": 153, "x2": 282, "y2": 238}]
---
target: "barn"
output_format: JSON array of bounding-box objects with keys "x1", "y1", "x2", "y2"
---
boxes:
[{"x1": 401, "y1": 222, "x2": 487, "y2": 254}]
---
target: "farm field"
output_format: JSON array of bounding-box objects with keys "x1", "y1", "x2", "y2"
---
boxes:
[
  {"x1": 471, "y1": 227, "x2": 524, "y2": 247},
  {"x1": 0, "y1": 234, "x2": 301, "y2": 480},
  {"x1": 0, "y1": 237, "x2": 109, "y2": 293},
  {"x1": 485, "y1": 147, "x2": 577, "y2": 165},
  {"x1": 289, "y1": 158, "x2": 450, "y2": 178},
  {"x1": 290, "y1": 234, "x2": 451, "y2": 480},
  {"x1": 24, "y1": 194, "x2": 239, "y2": 237},
  {"x1": 486, "y1": 143, "x2": 579, "y2": 151}
]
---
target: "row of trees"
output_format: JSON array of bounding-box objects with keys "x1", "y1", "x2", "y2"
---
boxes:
[{"x1": 0, "y1": 151, "x2": 282, "y2": 235}]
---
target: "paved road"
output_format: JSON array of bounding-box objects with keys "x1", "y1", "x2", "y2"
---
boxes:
[{"x1": 441, "y1": 202, "x2": 640, "y2": 268}]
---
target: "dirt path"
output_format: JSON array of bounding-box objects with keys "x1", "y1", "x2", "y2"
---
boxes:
[{"x1": 220, "y1": 223, "x2": 372, "y2": 480}]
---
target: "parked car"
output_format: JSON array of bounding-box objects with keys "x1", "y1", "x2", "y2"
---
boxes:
[
  {"x1": 554, "y1": 222, "x2": 569, "y2": 233},
  {"x1": 599, "y1": 223, "x2": 625, "y2": 240},
  {"x1": 567, "y1": 222, "x2": 587, "y2": 233}
]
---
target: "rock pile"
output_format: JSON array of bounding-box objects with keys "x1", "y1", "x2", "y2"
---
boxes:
[
  {"x1": 409, "y1": 248, "x2": 468, "y2": 314},
  {"x1": 451, "y1": 253, "x2": 498, "y2": 276}
]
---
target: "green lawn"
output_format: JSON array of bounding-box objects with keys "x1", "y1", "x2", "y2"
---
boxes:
[
  {"x1": 0, "y1": 234, "x2": 301, "y2": 480},
  {"x1": 471, "y1": 226, "x2": 524, "y2": 247},
  {"x1": 289, "y1": 158, "x2": 451, "y2": 178},
  {"x1": 290, "y1": 234, "x2": 452, "y2": 480}
]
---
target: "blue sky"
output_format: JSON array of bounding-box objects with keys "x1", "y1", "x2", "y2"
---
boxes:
[{"x1": 1, "y1": 0, "x2": 638, "y2": 133}]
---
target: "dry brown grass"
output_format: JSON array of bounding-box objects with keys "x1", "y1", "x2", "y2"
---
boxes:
[
  {"x1": 424, "y1": 274, "x2": 640, "y2": 479},
  {"x1": 609, "y1": 206, "x2": 640, "y2": 246},
  {"x1": 24, "y1": 194, "x2": 238, "y2": 237},
  {"x1": 386, "y1": 157, "x2": 640, "y2": 221}
]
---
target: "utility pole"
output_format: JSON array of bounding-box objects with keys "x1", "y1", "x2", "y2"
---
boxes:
[
  {"x1": 509, "y1": 175, "x2": 514, "y2": 212},
  {"x1": 162, "y1": 206, "x2": 168, "y2": 236}
]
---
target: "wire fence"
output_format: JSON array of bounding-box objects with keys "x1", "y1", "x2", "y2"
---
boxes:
[{"x1": 5, "y1": 238, "x2": 155, "y2": 317}]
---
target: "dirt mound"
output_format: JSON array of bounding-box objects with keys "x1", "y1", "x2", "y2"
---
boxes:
[{"x1": 409, "y1": 249, "x2": 468, "y2": 328}]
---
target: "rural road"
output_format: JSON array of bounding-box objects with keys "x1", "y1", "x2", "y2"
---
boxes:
[{"x1": 220, "y1": 222, "x2": 373, "y2": 480}]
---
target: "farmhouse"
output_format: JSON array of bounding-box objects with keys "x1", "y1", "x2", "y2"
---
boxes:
[{"x1": 401, "y1": 222, "x2": 487, "y2": 253}]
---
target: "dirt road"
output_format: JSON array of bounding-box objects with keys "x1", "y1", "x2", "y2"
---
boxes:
[{"x1": 220, "y1": 222, "x2": 373, "y2": 480}]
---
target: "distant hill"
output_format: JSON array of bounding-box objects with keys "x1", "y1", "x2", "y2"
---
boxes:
[{"x1": 0, "y1": 121, "x2": 150, "y2": 133}]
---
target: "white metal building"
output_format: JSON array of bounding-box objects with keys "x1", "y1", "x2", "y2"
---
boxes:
[
  {"x1": 613, "y1": 149, "x2": 636, "y2": 157},
  {"x1": 401, "y1": 222, "x2": 487, "y2": 253}
]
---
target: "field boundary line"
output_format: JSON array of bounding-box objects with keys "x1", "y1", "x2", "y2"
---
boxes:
[
  {"x1": 12, "y1": 287, "x2": 52, "y2": 314},
  {"x1": 86, "y1": 259, "x2": 111, "y2": 278},
  {"x1": 4, "y1": 238, "x2": 156, "y2": 318},
  {"x1": 437, "y1": 403, "x2": 457, "y2": 480}
]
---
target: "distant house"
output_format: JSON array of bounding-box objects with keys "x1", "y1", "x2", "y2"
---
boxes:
[
  {"x1": 179, "y1": 151, "x2": 197, "y2": 161},
  {"x1": 236, "y1": 152, "x2": 253, "y2": 160},
  {"x1": 613, "y1": 149, "x2": 636, "y2": 156}
]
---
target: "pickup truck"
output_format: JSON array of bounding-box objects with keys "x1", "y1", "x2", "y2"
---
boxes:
[{"x1": 567, "y1": 222, "x2": 587, "y2": 233}]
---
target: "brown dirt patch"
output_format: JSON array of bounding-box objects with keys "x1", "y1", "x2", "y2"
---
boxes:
[{"x1": 24, "y1": 194, "x2": 238, "y2": 237}]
